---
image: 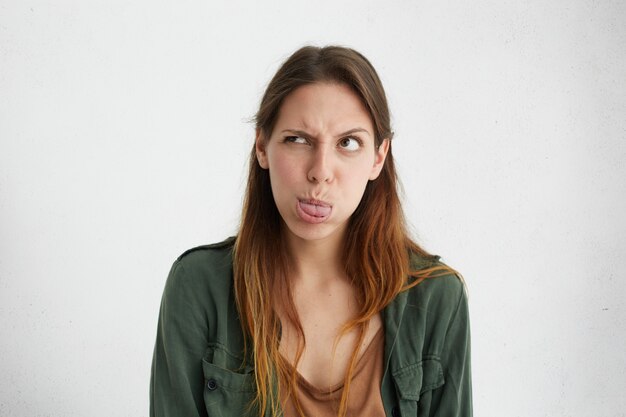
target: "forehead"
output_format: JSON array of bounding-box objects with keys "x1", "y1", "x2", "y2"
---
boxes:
[{"x1": 273, "y1": 82, "x2": 374, "y2": 136}]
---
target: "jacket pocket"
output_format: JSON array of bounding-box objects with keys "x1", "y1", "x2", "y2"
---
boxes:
[
  {"x1": 202, "y1": 345, "x2": 257, "y2": 417},
  {"x1": 391, "y1": 358, "x2": 444, "y2": 416}
]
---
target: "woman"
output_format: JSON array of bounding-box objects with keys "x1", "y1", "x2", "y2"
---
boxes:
[{"x1": 150, "y1": 46, "x2": 472, "y2": 417}]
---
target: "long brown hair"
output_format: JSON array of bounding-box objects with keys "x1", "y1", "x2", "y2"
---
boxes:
[{"x1": 234, "y1": 45, "x2": 452, "y2": 417}]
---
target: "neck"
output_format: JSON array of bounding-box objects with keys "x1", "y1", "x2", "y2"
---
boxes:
[{"x1": 284, "y1": 228, "x2": 347, "y2": 286}]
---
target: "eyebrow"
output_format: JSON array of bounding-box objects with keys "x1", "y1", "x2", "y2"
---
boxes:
[{"x1": 280, "y1": 128, "x2": 371, "y2": 138}]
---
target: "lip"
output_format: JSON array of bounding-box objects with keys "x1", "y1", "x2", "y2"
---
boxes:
[
  {"x1": 296, "y1": 198, "x2": 332, "y2": 224},
  {"x1": 299, "y1": 198, "x2": 331, "y2": 207}
]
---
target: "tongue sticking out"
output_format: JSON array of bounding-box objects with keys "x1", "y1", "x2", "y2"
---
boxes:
[{"x1": 299, "y1": 201, "x2": 331, "y2": 218}]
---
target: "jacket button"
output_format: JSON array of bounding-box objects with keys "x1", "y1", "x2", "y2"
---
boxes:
[
  {"x1": 391, "y1": 406, "x2": 400, "y2": 417},
  {"x1": 206, "y1": 379, "x2": 218, "y2": 391}
]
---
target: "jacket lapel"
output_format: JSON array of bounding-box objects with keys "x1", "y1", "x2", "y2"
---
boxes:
[{"x1": 380, "y1": 286, "x2": 408, "y2": 413}]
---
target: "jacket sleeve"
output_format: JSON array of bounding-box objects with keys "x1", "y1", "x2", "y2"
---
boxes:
[
  {"x1": 430, "y1": 279, "x2": 473, "y2": 417},
  {"x1": 150, "y1": 260, "x2": 209, "y2": 417}
]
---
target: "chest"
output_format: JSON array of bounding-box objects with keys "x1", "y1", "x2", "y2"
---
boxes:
[{"x1": 278, "y1": 288, "x2": 383, "y2": 389}]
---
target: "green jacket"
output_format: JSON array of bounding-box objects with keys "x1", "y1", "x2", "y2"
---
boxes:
[{"x1": 150, "y1": 237, "x2": 472, "y2": 417}]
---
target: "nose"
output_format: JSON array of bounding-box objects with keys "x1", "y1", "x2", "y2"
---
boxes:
[{"x1": 307, "y1": 145, "x2": 334, "y2": 183}]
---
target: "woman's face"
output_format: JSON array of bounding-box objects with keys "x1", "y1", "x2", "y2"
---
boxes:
[{"x1": 256, "y1": 82, "x2": 389, "y2": 245}]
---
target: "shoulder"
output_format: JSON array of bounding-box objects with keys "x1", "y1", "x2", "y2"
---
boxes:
[
  {"x1": 385, "y1": 252, "x2": 469, "y2": 370},
  {"x1": 173, "y1": 236, "x2": 236, "y2": 276},
  {"x1": 405, "y1": 252, "x2": 467, "y2": 322},
  {"x1": 162, "y1": 236, "x2": 236, "y2": 305},
  {"x1": 176, "y1": 235, "x2": 236, "y2": 264}
]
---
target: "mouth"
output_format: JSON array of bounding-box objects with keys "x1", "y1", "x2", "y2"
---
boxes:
[{"x1": 296, "y1": 199, "x2": 332, "y2": 224}]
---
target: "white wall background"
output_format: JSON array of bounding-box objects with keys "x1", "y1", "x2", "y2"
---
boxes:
[{"x1": 1, "y1": 0, "x2": 625, "y2": 416}]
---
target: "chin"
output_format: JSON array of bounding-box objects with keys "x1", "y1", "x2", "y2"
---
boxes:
[{"x1": 283, "y1": 220, "x2": 346, "y2": 244}]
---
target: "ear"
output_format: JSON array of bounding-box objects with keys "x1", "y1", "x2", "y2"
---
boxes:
[
  {"x1": 369, "y1": 138, "x2": 390, "y2": 180},
  {"x1": 255, "y1": 129, "x2": 269, "y2": 169}
]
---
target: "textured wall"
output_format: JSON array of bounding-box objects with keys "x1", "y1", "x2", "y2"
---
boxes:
[{"x1": 1, "y1": 0, "x2": 625, "y2": 416}]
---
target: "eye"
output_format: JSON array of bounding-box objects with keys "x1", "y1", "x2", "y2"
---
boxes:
[
  {"x1": 284, "y1": 136, "x2": 308, "y2": 145},
  {"x1": 338, "y1": 136, "x2": 361, "y2": 151}
]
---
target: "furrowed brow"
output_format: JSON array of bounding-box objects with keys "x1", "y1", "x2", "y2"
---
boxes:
[
  {"x1": 280, "y1": 128, "x2": 371, "y2": 138},
  {"x1": 280, "y1": 129, "x2": 314, "y2": 139},
  {"x1": 337, "y1": 128, "x2": 371, "y2": 137}
]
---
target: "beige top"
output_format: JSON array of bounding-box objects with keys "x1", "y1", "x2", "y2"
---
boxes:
[{"x1": 281, "y1": 327, "x2": 386, "y2": 417}]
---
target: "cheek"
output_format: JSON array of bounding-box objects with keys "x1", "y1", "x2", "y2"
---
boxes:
[
  {"x1": 346, "y1": 156, "x2": 376, "y2": 184},
  {"x1": 340, "y1": 162, "x2": 374, "y2": 206},
  {"x1": 273, "y1": 157, "x2": 298, "y2": 176},
  {"x1": 267, "y1": 155, "x2": 300, "y2": 196}
]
